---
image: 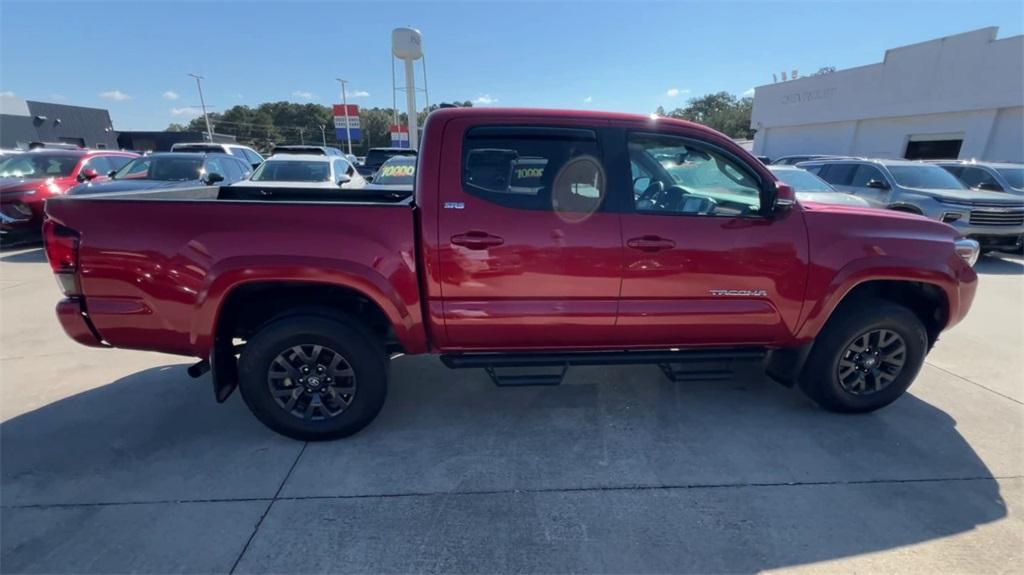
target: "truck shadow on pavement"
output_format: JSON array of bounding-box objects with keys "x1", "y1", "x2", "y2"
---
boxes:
[
  {"x1": 0, "y1": 357, "x2": 1009, "y2": 573},
  {"x1": 0, "y1": 247, "x2": 45, "y2": 263},
  {"x1": 976, "y1": 253, "x2": 1023, "y2": 275}
]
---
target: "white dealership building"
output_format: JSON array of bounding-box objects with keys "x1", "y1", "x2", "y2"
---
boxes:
[{"x1": 750, "y1": 27, "x2": 1023, "y2": 162}]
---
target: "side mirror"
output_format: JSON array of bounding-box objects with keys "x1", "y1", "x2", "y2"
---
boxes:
[
  {"x1": 251, "y1": 162, "x2": 261, "y2": 170},
  {"x1": 365, "y1": 175, "x2": 374, "y2": 183},
  {"x1": 337, "y1": 174, "x2": 352, "y2": 186},
  {"x1": 107, "y1": 170, "x2": 118, "y2": 178},
  {"x1": 204, "y1": 172, "x2": 225, "y2": 185},
  {"x1": 771, "y1": 182, "x2": 796, "y2": 215},
  {"x1": 976, "y1": 182, "x2": 1003, "y2": 192},
  {"x1": 77, "y1": 168, "x2": 99, "y2": 182},
  {"x1": 865, "y1": 179, "x2": 889, "y2": 190}
]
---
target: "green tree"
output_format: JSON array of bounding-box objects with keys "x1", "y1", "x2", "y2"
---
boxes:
[
  {"x1": 166, "y1": 100, "x2": 476, "y2": 153},
  {"x1": 666, "y1": 91, "x2": 754, "y2": 139}
]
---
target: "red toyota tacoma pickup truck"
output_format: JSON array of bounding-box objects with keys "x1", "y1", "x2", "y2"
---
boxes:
[{"x1": 43, "y1": 108, "x2": 979, "y2": 440}]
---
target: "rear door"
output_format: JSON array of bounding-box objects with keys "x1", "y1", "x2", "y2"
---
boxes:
[
  {"x1": 615, "y1": 128, "x2": 809, "y2": 346},
  {"x1": 435, "y1": 120, "x2": 623, "y2": 350}
]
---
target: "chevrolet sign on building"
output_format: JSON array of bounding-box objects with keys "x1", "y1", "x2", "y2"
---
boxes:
[{"x1": 750, "y1": 27, "x2": 1023, "y2": 163}]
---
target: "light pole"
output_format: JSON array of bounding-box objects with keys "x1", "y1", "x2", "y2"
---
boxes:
[
  {"x1": 319, "y1": 125, "x2": 327, "y2": 146},
  {"x1": 298, "y1": 127, "x2": 305, "y2": 145},
  {"x1": 335, "y1": 78, "x2": 353, "y2": 156},
  {"x1": 188, "y1": 73, "x2": 213, "y2": 142}
]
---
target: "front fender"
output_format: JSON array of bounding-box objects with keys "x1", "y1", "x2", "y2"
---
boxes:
[
  {"x1": 190, "y1": 255, "x2": 426, "y2": 356},
  {"x1": 793, "y1": 255, "x2": 960, "y2": 342}
]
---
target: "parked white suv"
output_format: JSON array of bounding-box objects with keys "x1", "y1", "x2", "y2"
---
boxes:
[
  {"x1": 170, "y1": 142, "x2": 264, "y2": 169},
  {"x1": 230, "y1": 154, "x2": 366, "y2": 189}
]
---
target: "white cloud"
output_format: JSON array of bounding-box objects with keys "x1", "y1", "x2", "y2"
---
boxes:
[
  {"x1": 99, "y1": 90, "x2": 132, "y2": 101},
  {"x1": 0, "y1": 91, "x2": 14, "y2": 97},
  {"x1": 170, "y1": 106, "x2": 202, "y2": 117},
  {"x1": 292, "y1": 90, "x2": 315, "y2": 101},
  {"x1": 163, "y1": 90, "x2": 180, "y2": 100},
  {"x1": 473, "y1": 94, "x2": 498, "y2": 105},
  {"x1": 743, "y1": 87, "x2": 755, "y2": 97},
  {"x1": 349, "y1": 90, "x2": 370, "y2": 98},
  {"x1": 665, "y1": 88, "x2": 690, "y2": 98},
  {"x1": 583, "y1": 96, "x2": 593, "y2": 103}
]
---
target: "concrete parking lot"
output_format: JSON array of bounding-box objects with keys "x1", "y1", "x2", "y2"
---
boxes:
[{"x1": 1, "y1": 245, "x2": 1021, "y2": 573}]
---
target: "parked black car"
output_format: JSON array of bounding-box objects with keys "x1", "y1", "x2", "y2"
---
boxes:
[
  {"x1": 357, "y1": 147, "x2": 417, "y2": 177},
  {"x1": 67, "y1": 152, "x2": 251, "y2": 195}
]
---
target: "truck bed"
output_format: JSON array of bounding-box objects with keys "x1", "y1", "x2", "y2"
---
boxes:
[{"x1": 45, "y1": 189, "x2": 424, "y2": 358}]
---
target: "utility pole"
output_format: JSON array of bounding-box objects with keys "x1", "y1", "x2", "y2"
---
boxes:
[
  {"x1": 188, "y1": 73, "x2": 213, "y2": 142},
  {"x1": 319, "y1": 125, "x2": 327, "y2": 146},
  {"x1": 336, "y1": 78, "x2": 354, "y2": 156}
]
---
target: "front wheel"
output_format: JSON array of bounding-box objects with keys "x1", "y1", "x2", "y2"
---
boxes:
[
  {"x1": 799, "y1": 299, "x2": 928, "y2": 413},
  {"x1": 238, "y1": 314, "x2": 388, "y2": 440}
]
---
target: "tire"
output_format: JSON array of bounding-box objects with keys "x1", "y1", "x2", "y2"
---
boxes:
[
  {"x1": 237, "y1": 314, "x2": 387, "y2": 440},
  {"x1": 798, "y1": 298, "x2": 927, "y2": 413}
]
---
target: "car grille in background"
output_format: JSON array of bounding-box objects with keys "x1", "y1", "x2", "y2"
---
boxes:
[{"x1": 969, "y1": 208, "x2": 1024, "y2": 226}]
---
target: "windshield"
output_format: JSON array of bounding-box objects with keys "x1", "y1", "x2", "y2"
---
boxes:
[
  {"x1": 372, "y1": 158, "x2": 415, "y2": 185},
  {"x1": 769, "y1": 168, "x2": 834, "y2": 193},
  {"x1": 0, "y1": 154, "x2": 79, "y2": 178},
  {"x1": 251, "y1": 160, "x2": 331, "y2": 182},
  {"x1": 996, "y1": 167, "x2": 1024, "y2": 190},
  {"x1": 113, "y1": 156, "x2": 203, "y2": 181},
  {"x1": 887, "y1": 165, "x2": 965, "y2": 190}
]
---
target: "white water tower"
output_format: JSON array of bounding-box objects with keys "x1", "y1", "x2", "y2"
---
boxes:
[{"x1": 392, "y1": 27, "x2": 429, "y2": 150}]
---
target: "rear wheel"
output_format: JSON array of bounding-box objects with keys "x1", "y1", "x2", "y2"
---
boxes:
[
  {"x1": 799, "y1": 299, "x2": 927, "y2": 413},
  {"x1": 238, "y1": 314, "x2": 387, "y2": 440}
]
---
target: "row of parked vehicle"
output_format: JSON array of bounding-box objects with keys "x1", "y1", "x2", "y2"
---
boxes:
[
  {"x1": 0, "y1": 142, "x2": 419, "y2": 242},
  {"x1": 762, "y1": 155, "x2": 1024, "y2": 253}
]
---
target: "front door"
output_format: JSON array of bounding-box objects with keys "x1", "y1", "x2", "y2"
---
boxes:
[
  {"x1": 616, "y1": 130, "x2": 809, "y2": 347},
  {"x1": 435, "y1": 121, "x2": 623, "y2": 350}
]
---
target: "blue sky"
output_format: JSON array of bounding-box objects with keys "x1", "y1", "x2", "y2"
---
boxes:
[{"x1": 2, "y1": 1, "x2": 1021, "y2": 130}]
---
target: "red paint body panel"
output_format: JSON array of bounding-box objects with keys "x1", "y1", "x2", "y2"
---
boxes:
[
  {"x1": 45, "y1": 199, "x2": 425, "y2": 357},
  {"x1": 43, "y1": 108, "x2": 977, "y2": 361},
  {"x1": 55, "y1": 298, "x2": 106, "y2": 348}
]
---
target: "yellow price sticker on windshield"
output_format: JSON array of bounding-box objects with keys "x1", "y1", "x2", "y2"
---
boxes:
[
  {"x1": 379, "y1": 165, "x2": 415, "y2": 178},
  {"x1": 515, "y1": 167, "x2": 543, "y2": 179}
]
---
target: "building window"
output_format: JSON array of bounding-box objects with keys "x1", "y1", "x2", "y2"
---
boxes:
[{"x1": 905, "y1": 139, "x2": 963, "y2": 160}]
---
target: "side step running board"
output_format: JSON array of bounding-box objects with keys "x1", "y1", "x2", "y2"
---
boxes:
[{"x1": 441, "y1": 348, "x2": 764, "y2": 387}]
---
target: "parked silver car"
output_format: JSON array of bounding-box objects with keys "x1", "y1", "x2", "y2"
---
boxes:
[
  {"x1": 767, "y1": 165, "x2": 870, "y2": 207},
  {"x1": 799, "y1": 158, "x2": 1024, "y2": 252},
  {"x1": 931, "y1": 160, "x2": 1024, "y2": 196}
]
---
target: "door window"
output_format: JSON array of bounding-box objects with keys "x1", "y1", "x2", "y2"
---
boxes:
[
  {"x1": 461, "y1": 127, "x2": 606, "y2": 219},
  {"x1": 819, "y1": 163, "x2": 856, "y2": 186},
  {"x1": 849, "y1": 165, "x2": 886, "y2": 187},
  {"x1": 628, "y1": 133, "x2": 761, "y2": 217},
  {"x1": 959, "y1": 167, "x2": 1000, "y2": 190}
]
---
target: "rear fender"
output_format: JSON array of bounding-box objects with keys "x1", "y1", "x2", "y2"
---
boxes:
[{"x1": 191, "y1": 256, "x2": 427, "y2": 357}]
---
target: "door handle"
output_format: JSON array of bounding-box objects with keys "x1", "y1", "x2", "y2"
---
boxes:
[
  {"x1": 451, "y1": 231, "x2": 505, "y2": 250},
  {"x1": 626, "y1": 235, "x2": 676, "y2": 252}
]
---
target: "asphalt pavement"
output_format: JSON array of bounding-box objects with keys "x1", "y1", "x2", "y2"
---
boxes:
[{"x1": 1, "y1": 245, "x2": 1021, "y2": 573}]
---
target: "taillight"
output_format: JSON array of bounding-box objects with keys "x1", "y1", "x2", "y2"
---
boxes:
[{"x1": 43, "y1": 219, "x2": 81, "y2": 295}]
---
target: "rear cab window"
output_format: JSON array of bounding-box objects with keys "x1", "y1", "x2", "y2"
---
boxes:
[{"x1": 461, "y1": 126, "x2": 607, "y2": 218}]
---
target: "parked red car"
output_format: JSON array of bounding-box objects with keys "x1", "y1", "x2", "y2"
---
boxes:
[
  {"x1": 44, "y1": 108, "x2": 978, "y2": 440},
  {"x1": 0, "y1": 149, "x2": 137, "y2": 240}
]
